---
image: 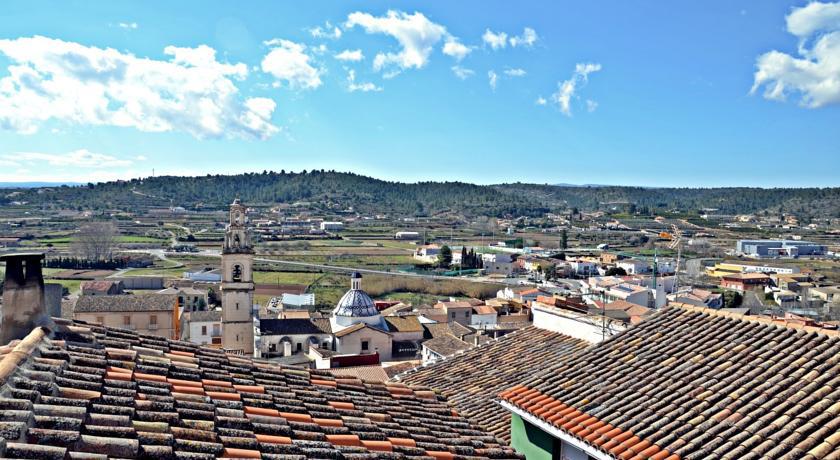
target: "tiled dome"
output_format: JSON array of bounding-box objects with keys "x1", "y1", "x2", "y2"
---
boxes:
[{"x1": 333, "y1": 288, "x2": 378, "y2": 317}]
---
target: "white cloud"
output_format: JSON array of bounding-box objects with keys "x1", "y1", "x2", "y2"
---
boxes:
[
  {"x1": 535, "y1": 96, "x2": 547, "y2": 106},
  {"x1": 442, "y1": 38, "x2": 471, "y2": 61},
  {"x1": 118, "y1": 22, "x2": 138, "y2": 30},
  {"x1": 509, "y1": 27, "x2": 538, "y2": 48},
  {"x1": 586, "y1": 99, "x2": 599, "y2": 112},
  {"x1": 751, "y1": 1, "x2": 840, "y2": 108},
  {"x1": 346, "y1": 10, "x2": 447, "y2": 76},
  {"x1": 488, "y1": 70, "x2": 498, "y2": 91},
  {"x1": 309, "y1": 21, "x2": 342, "y2": 40},
  {"x1": 482, "y1": 29, "x2": 508, "y2": 50},
  {"x1": 0, "y1": 149, "x2": 133, "y2": 168},
  {"x1": 335, "y1": 49, "x2": 364, "y2": 62},
  {"x1": 504, "y1": 68, "x2": 527, "y2": 77},
  {"x1": 0, "y1": 36, "x2": 278, "y2": 139},
  {"x1": 261, "y1": 39, "x2": 323, "y2": 90},
  {"x1": 346, "y1": 69, "x2": 382, "y2": 92},
  {"x1": 451, "y1": 65, "x2": 474, "y2": 80},
  {"x1": 135, "y1": 155, "x2": 148, "y2": 161},
  {"x1": 549, "y1": 63, "x2": 602, "y2": 116}
]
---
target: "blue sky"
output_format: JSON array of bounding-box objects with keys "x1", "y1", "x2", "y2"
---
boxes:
[{"x1": 0, "y1": 0, "x2": 838, "y2": 187}]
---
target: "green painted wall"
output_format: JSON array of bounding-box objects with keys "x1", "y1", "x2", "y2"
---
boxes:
[{"x1": 510, "y1": 413, "x2": 559, "y2": 460}]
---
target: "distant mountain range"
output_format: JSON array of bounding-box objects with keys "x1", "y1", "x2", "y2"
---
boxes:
[
  {"x1": 0, "y1": 182, "x2": 81, "y2": 188},
  {"x1": 1, "y1": 171, "x2": 838, "y2": 219}
]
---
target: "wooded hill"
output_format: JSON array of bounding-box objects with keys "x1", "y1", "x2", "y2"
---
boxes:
[{"x1": 3, "y1": 171, "x2": 838, "y2": 218}]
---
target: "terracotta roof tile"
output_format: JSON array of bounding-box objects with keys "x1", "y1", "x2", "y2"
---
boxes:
[
  {"x1": 0, "y1": 318, "x2": 523, "y2": 459},
  {"x1": 502, "y1": 305, "x2": 840, "y2": 459},
  {"x1": 398, "y1": 326, "x2": 589, "y2": 443}
]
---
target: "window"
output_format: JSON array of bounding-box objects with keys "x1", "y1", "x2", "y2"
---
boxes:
[
  {"x1": 212, "y1": 324, "x2": 221, "y2": 336},
  {"x1": 451, "y1": 312, "x2": 456, "y2": 319},
  {"x1": 149, "y1": 315, "x2": 157, "y2": 325},
  {"x1": 96, "y1": 316, "x2": 104, "y2": 325},
  {"x1": 201, "y1": 325, "x2": 207, "y2": 335},
  {"x1": 361, "y1": 340, "x2": 369, "y2": 351},
  {"x1": 123, "y1": 315, "x2": 131, "y2": 326},
  {"x1": 236, "y1": 303, "x2": 239, "y2": 310},
  {"x1": 296, "y1": 343, "x2": 302, "y2": 352}
]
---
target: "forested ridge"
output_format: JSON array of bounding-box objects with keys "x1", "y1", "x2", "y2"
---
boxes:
[{"x1": 2, "y1": 171, "x2": 838, "y2": 218}]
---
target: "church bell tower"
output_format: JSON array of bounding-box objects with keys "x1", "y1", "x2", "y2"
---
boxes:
[{"x1": 221, "y1": 199, "x2": 254, "y2": 355}]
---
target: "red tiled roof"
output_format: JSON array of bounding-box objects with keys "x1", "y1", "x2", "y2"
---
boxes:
[
  {"x1": 399, "y1": 326, "x2": 588, "y2": 443},
  {"x1": 0, "y1": 318, "x2": 522, "y2": 459},
  {"x1": 500, "y1": 304, "x2": 840, "y2": 459}
]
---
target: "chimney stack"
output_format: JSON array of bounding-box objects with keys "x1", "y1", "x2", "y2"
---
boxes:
[{"x1": 1, "y1": 253, "x2": 48, "y2": 344}]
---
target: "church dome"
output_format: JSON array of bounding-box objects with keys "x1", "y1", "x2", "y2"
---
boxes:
[{"x1": 332, "y1": 272, "x2": 378, "y2": 317}]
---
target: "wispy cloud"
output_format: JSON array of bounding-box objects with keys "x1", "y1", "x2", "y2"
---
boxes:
[
  {"x1": 452, "y1": 65, "x2": 474, "y2": 80},
  {"x1": 118, "y1": 22, "x2": 138, "y2": 30},
  {"x1": 309, "y1": 21, "x2": 342, "y2": 39},
  {"x1": 442, "y1": 38, "x2": 471, "y2": 61},
  {"x1": 504, "y1": 68, "x2": 527, "y2": 77},
  {"x1": 482, "y1": 29, "x2": 508, "y2": 50},
  {"x1": 346, "y1": 69, "x2": 382, "y2": 92},
  {"x1": 509, "y1": 27, "x2": 538, "y2": 48},
  {"x1": 548, "y1": 63, "x2": 602, "y2": 116},
  {"x1": 0, "y1": 149, "x2": 133, "y2": 168},
  {"x1": 483, "y1": 27, "x2": 538, "y2": 50},
  {"x1": 345, "y1": 10, "x2": 447, "y2": 76},
  {"x1": 335, "y1": 49, "x2": 364, "y2": 62},
  {"x1": 488, "y1": 70, "x2": 498, "y2": 91}
]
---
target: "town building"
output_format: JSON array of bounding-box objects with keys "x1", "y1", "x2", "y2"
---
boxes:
[
  {"x1": 616, "y1": 259, "x2": 649, "y2": 275},
  {"x1": 156, "y1": 286, "x2": 208, "y2": 311},
  {"x1": 666, "y1": 287, "x2": 724, "y2": 308},
  {"x1": 434, "y1": 300, "x2": 474, "y2": 326},
  {"x1": 183, "y1": 267, "x2": 223, "y2": 282},
  {"x1": 413, "y1": 244, "x2": 440, "y2": 263},
  {"x1": 220, "y1": 199, "x2": 255, "y2": 355},
  {"x1": 483, "y1": 253, "x2": 517, "y2": 276},
  {"x1": 180, "y1": 308, "x2": 222, "y2": 346},
  {"x1": 74, "y1": 294, "x2": 178, "y2": 338},
  {"x1": 737, "y1": 239, "x2": 827, "y2": 258},
  {"x1": 420, "y1": 334, "x2": 471, "y2": 365},
  {"x1": 394, "y1": 231, "x2": 421, "y2": 240},
  {"x1": 259, "y1": 272, "x2": 401, "y2": 363},
  {"x1": 720, "y1": 272, "x2": 771, "y2": 291},
  {"x1": 319, "y1": 221, "x2": 344, "y2": 231},
  {"x1": 705, "y1": 261, "x2": 800, "y2": 277},
  {"x1": 80, "y1": 280, "x2": 125, "y2": 296}
]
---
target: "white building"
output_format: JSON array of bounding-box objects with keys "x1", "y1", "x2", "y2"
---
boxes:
[
  {"x1": 414, "y1": 245, "x2": 441, "y2": 264},
  {"x1": 182, "y1": 309, "x2": 222, "y2": 346},
  {"x1": 617, "y1": 259, "x2": 649, "y2": 275},
  {"x1": 569, "y1": 260, "x2": 598, "y2": 277},
  {"x1": 483, "y1": 253, "x2": 517, "y2": 276},
  {"x1": 320, "y1": 221, "x2": 344, "y2": 231},
  {"x1": 281, "y1": 293, "x2": 315, "y2": 307},
  {"x1": 395, "y1": 231, "x2": 421, "y2": 240}
]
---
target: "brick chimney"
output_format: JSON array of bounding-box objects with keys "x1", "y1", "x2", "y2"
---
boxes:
[{"x1": 1, "y1": 253, "x2": 49, "y2": 344}]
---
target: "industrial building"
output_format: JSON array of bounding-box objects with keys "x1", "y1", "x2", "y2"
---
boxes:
[{"x1": 736, "y1": 239, "x2": 827, "y2": 258}]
